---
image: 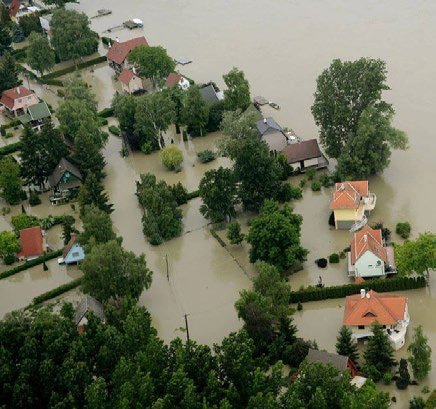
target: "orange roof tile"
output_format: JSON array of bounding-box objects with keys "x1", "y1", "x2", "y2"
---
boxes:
[
  {"x1": 166, "y1": 72, "x2": 182, "y2": 88},
  {"x1": 343, "y1": 290, "x2": 407, "y2": 326},
  {"x1": 0, "y1": 86, "x2": 35, "y2": 110},
  {"x1": 350, "y1": 225, "x2": 387, "y2": 265},
  {"x1": 118, "y1": 68, "x2": 136, "y2": 85},
  {"x1": 329, "y1": 180, "x2": 369, "y2": 210},
  {"x1": 17, "y1": 226, "x2": 43, "y2": 259},
  {"x1": 106, "y1": 36, "x2": 148, "y2": 65}
]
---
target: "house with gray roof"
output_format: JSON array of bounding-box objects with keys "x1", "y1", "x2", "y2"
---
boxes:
[
  {"x1": 199, "y1": 84, "x2": 223, "y2": 106},
  {"x1": 256, "y1": 117, "x2": 288, "y2": 153},
  {"x1": 281, "y1": 139, "x2": 329, "y2": 171},
  {"x1": 307, "y1": 349, "x2": 358, "y2": 378},
  {"x1": 48, "y1": 158, "x2": 82, "y2": 197},
  {"x1": 75, "y1": 295, "x2": 105, "y2": 333},
  {"x1": 18, "y1": 101, "x2": 51, "y2": 130}
]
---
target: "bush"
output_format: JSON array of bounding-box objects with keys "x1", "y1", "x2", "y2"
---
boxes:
[
  {"x1": 422, "y1": 386, "x2": 430, "y2": 394},
  {"x1": 0, "y1": 126, "x2": 5, "y2": 136},
  {"x1": 297, "y1": 302, "x2": 303, "y2": 311},
  {"x1": 410, "y1": 397, "x2": 426, "y2": 409},
  {"x1": 329, "y1": 253, "x2": 340, "y2": 263},
  {"x1": 108, "y1": 125, "x2": 121, "y2": 136},
  {"x1": 311, "y1": 181, "x2": 321, "y2": 191},
  {"x1": 197, "y1": 149, "x2": 216, "y2": 163},
  {"x1": 98, "y1": 107, "x2": 114, "y2": 118},
  {"x1": 383, "y1": 372, "x2": 393, "y2": 385},
  {"x1": 160, "y1": 146, "x2": 183, "y2": 170},
  {"x1": 43, "y1": 79, "x2": 63, "y2": 87},
  {"x1": 305, "y1": 167, "x2": 317, "y2": 180},
  {"x1": 29, "y1": 190, "x2": 41, "y2": 206},
  {"x1": 396, "y1": 222, "x2": 411, "y2": 239},
  {"x1": 101, "y1": 36, "x2": 114, "y2": 46},
  {"x1": 0, "y1": 142, "x2": 22, "y2": 159},
  {"x1": 339, "y1": 251, "x2": 346, "y2": 259},
  {"x1": 3, "y1": 254, "x2": 16, "y2": 265},
  {"x1": 320, "y1": 172, "x2": 334, "y2": 187},
  {"x1": 57, "y1": 88, "x2": 66, "y2": 98},
  {"x1": 426, "y1": 390, "x2": 436, "y2": 408},
  {"x1": 186, "y1": 190, "x2": 200, "y2": 200},
  {"x1": 98, "y1": 118, "x2": 108, "y2": 126},
  {"x1": 299, "y1": 178, "x2": 307, "y2": 188},
  {"x1": 169, "y1": 182, "x2": 188, "y2": 205},
  {"x1": 5, "y1": 133, "x2": 13, "y2": 139},
  {"x1": 141, "y1": 142, "x2": 153, "y2": 155}
]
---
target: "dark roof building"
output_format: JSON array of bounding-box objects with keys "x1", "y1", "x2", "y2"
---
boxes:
[
  {"x1": 199, "y1": 84, "x2": 223, "y2": 106},
  {"x1": 281, "y1": 139, "x2": 329, "y2": 170},
  {"x1": 75, "y1": 295, "x2": 105, "y2": 332},
  {"x1": 256, "y1": 117, "x2": 283, "y2": 136},
  {"x1": 48, "y1": 158, "x2": 83, "y2": 192},
  {"x1": 307, "y1": 349, "x2": 358, "y2": 378}
]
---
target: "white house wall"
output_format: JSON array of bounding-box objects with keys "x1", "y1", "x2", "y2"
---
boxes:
[{"x1": 354, "y1": 250, "x2": 384, "y2": 278}]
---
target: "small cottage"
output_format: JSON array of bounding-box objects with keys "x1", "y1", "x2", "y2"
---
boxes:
[
  {"x1": 307, "y1": 349, "x2": 359, "y2": 378},
  {"x1": 48, "y1": 158, "x2": 83, "y2": 199},
  {"x1": 106, "y1": 36, "x2": 149, "y2": 72},
  {"x1": 256, "y1": 117, "x2": 288, "y2": 153},
  {"x1": 0, "y1": 86, "x2": 39, "y2": 117},
  {"x1": 118, "y1": 68, "x2": 144, "y2": 94},
  {"x1": 75, "y1": 295, "x2": 105, "y2": 333},
  {"x1": 18, "y1": 101, "x2": 51, "y2": 130},
  {"x1": 165, "y1": 73, "x2": 190, "y2": 91},
  {"x1": 17, "y1": 226, "x2": 45, "y2": 261},
  {"x1": 280, "y1": 139, "x2": 329, "y2": 171},
  {"x1": 60, "y1": 234, "x2": 85, "y2": 265},
  {"x1": 199, "y1": 84, "x2": 223, "y2": 106}
]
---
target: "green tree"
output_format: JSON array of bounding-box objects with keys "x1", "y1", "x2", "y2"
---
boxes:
[
  {"x1": 227, "y1": 222, "x2": 244, "y2": 245},
  {"x1": 396, "y1": 358, "x2": 410, "y2": 389},
  {"x1": 396, "y1": 232, "x2": 436, "y2": 277},
  {"x1": 0, "y1": 26, "x2": 12, "y2": 57},
  {"x1": 0, "y1": 230, "x2": 20, "y2": 264},
  {"x1": 11, "y1": 213, "x2": 39, "y2": 233},
  {"x1": 181, "y1": 85, "x2": 209, "y2": 137},
  {"x1": 50, "y1": 9, "x2": 98, "y2": 62},
  {"x1": 11, "y1": 23, "x2": 24, "y2": 43},
  {"x1": 134, "y1": 91, "x2": 176, "y2": 150},
  {"x1": 409, "y1": 396, "x2": 426, "y2": 409},
  {"x1": 335, "y1": 326, "x2": 359, "y2": 364},
  {"x1": 26, "y1": 32, "x2": 55, "y2": 76},
  {"x1": 112, "y1": 93, "x2": 137, "y2": 143},
  {"x1": 408, "y1": 325, "x2": 432, "y2": 381},
  {"x1": 79, "y1": 205, "x2": 116, "y2": 248},
  {"x1": 78, "y1": 174, "x2": 113, "y2": 215},
  {"x1": 0, "y1": 51, "x2": 21, "y2": 93},
  {"x1": 311, "y1": 58, "x2": 390, "y2": 159},
  {"x1": 42, "y1": 0, "x2": 70, "y2": 6},
  {"x1": 247, "y1": 200, "x2": 307, "y2": 271},
  {"x1": 61, "y1": 214, "x2": 77, "y2": 245},
  {"x1": 160, "y1": 145, "x2": 183, "y2": 170},
  {"x1": 81, "y1": 240, "x2": 152, "y2": 304},
  {"x1": 336, "y1": 105, "x2": 408, "y2": 179},
  {"x1": 74, "y1": 129, "x2": 106, "y2": 181},
  {"x1": 0, "y1": 2, "x2": 11, "y2": 26},
  {"x1": 128, "y1": 45, "x2": 175, "y2": 89},
  {"x1": 0, "y1": 156, "x2": 23, "y2": 205},
  {"x1": 199, "y1": 167, "x2": 239, "y2": 222},
  {"x1": 232, "y1": 138, "x2": 281, "y2": 212},
  {"x1": 223, "y1": 67, "x2": 251, "y2": 112},
  {"x1": 18, "y1": 13, "x2": 42, "y2": 37},
  {"x1": 363, "y1": 322, "x2": 396, "y2": 380}
]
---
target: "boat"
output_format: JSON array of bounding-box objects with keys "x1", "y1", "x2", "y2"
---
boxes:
[{"x1": 269, "y1": 101, "x2": 280, "y2": 110}]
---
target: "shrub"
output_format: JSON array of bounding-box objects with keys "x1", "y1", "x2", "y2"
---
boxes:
[
  {"x1": 108, "y1": 125, "x2": 120, "y2": 136},
  {"x1": 197, "y1": 149, "x2": 216, "y2": 163},
  {"x1": 311, "y1": 181, "x2": 321, "y2": 191},
  {"x1": 305, "y1": 167, "x2": 317, "y2": 180},
  {"x1": 320, "y1": 172, "x2": 334, "y2": 187},
  {"x1": 426, "y1": 390, "x2": 436, "y2": 408},
  {"x1": 57, "y1": 88, "x2": 66, "y2": 98},
  {"x1": 169, "y1": 182, "x2": 188, "y2": 205},
  {"x1": 297, "y1": 302, "x2": 303, "y2": 311},
  {"x1": 383, "y1": 372, "x2": 393, "y2": 385},
  {"x1": 396, "y1": 222, "x2": 411, "y2": 239},
  {"x1": 40, "y1": 56, "x2": 107, "y2": 80},
  {"x1": 422, "y1": 386, "x2": 430, "y2": 394},
  {"x1": 141, "y1": 142, "x2": 153, "y2": 155},
  {"x1": 160, "y1": 146, "x2": 183, "y2": 170},
  {"x1": 0, "y1": 142, "x2": 22, "y2": 159},
  {"x1": 4, "y1": 254, "x2": 16, "y2": 265},
  {"x1": 5, "y1": 133, "x2": 13, "y2": 138},
  {"x1": 182, "y1": 130, "x2": 188, "y2": 142},
  {"x1": 98, "y1": 118, "x2": 108, "y2": 126},
  {"x1": 186, "y1": 190, "x2": 200, "y2": 200},
  {"x1": 339, "y1": 251, "x2": 346, "y2": 259},
  {"x1": 98, "y1": 107, "x2": 114, "y2": 118},
  {"x1": 29, "y1": 190, "x2": 41, "y2": 206},
  {"x1": 299, "y1": 178, "x2": 307, "y2": 188},
  {"x1": 329, "y1": 253, "x2": 340, "y2": 263},
  {"x1": 101, "y1": 36, "x2": 114, "y2": 46},
  {"x1": 409, "y1": 397, "x2": 426, "y2": 409},
  {"x1": 0, "y1": 126, "x2": 5, "y2": 136}
]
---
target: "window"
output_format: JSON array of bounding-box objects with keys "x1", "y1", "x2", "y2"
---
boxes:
[
  {"x1": 72, "y1": 252, "x2": 79, "y2": 257},
  {"x1": 17, "y1": 98, "x2": 22, "y2": 104},
  {"x1": 358, "y1": 325, "x2": 365, "y2": 329}
]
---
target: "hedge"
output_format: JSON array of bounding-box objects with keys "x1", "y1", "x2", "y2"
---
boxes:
[
  {"x1": 0, "y1": 249, "x2": 63, "y2": 280},
  {"x1": 32, "y1": 277, "x2": 83, "y2": 305},
  {"x1": 289, "y1": 276, "x2": 427, "y2": 303},
  {"x1": 43, "y1": 79, "x2": 63, "y2": 87},
  {"x1": 40, "y1": 55, "x2": 107, "y2": 81},
  {"x1": 0, "y1": 142, "x2": 22, "y2": 159},
  {"x1": 426, "y1": 390, "x2": 436, "y2": 408},
  {"x1": 187, "y1": 190, "x2": 200, "y2": 200},
  {"x1": 108, "y1": 125, "x2": 120, "y2": 136},
  {"x1": 98, "y1": 107, "x2": 114, "y2": 118}
]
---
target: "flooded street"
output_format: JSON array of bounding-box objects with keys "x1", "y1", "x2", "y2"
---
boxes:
[{"x1": 1, "y1": 0, "x2": 436, "y2": 405}]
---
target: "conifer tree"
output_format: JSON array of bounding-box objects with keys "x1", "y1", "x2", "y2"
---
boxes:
[
  {"x1": 0, "y1": 51, "x2": 21, "y2": 93},
  {"x1": 78, "y1": 174, "x2": 113, "y2": 215},
  {"x1": 335, "y1": 326, "x2": 359, "y2": 364}
]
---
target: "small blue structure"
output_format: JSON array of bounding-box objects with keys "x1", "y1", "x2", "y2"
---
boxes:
[{"x1": 60, "y1": 234, "x2": 85, "y2": 265}]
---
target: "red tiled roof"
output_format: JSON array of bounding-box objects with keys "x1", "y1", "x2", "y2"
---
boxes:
[
  {"x1": 17, "y1": 226, "x2": 43, "y2": 259},
  {"x1": 350, "y1": 225, "x2": 387, "y2": 265},
  {"x1": 118, "y1": 68, "x2": 136, "y2": 85},
  {"x1": 166, "y1": 72, "x2": 182, "y2": 88},
  {"x1": 329, "y1": 181, "x2": 369, "y2": 210},
  {"x1": 343, "y1": 290, "x2": 407, "y2": 326},
  {"x1": 9, "y1": 0, "x2": 20, "y2": 17},
  {"x1": 106, "y1": 36, "x2": 149, "y2": 65},
  {"x1": 0, "y1": 86, "x2": 35, "y2": 110},
  {"x1": 62, "y1": 233, "x2": 76, "y2": 259}
]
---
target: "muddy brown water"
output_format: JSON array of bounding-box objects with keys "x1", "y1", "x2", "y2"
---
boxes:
[{"x1": 1, "y1": 1, "x2": 436, "y2": 405}]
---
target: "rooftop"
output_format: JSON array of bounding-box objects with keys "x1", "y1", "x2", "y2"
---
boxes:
[
  {"x1": 307, "y1": 349, "x2": 349, "y2": 372},
  {"x1": 74, "y1": 295, "x2": 105, "y2": 326},
  {"x1": 280, "y1": 139, "x2": 323, "y2": 164},
  {"x1": 330, "y1": 181, "x2": 369, "y2": 210},
  {"x1": 166, "y1": 72, "x2": 182, "y2": 88},
  {"x1": 48, "y1": 158, "x2": 82, "y2": 188},
  {"x1": 118, "y1": 68, "x2": 136, "y2": 85},
  {"x1": 17, "y1": 226, "x2": 43, "y2": 259},
  {"x1": 256, "y1": 117, "x2": 283, "y2": 136},
  {"x1": 0, "y1": 86, "x2": 36, "y2": 110},
  {"x1": 106, "y1": 36, "x2": 149, "y2": 65},
  {"x1": 350, "y1": 225, "x2": 387, "y2": 265}
]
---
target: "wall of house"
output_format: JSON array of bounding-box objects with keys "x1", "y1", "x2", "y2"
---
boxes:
[
  {"x1": 129, "y1": 76, "x2": 143, "y2": 93},
  {"x1": 354, "y1": 251, "x2": 385, "y2": 278},
  {"x1": 11, "y1": 94, "x2": 39, "y2": 112},
  {"x1": 64, "y1": 244, "x2": 85, "y2": 264},
  {"x1": 334, "y1": 209, "x2": 356, "y2": 229}
]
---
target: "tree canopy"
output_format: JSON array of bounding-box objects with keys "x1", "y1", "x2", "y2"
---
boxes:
[
  {"x1": 50, "y1": 9, "x2": 98, "y2": 62},
  {"x1": 0, "y1": 230, "x2": 20, "y2": 264},
  {"x1": 0, "y1": 156, "x2": 23, "y2": 205},
  {"x1": 0, "y1": 25, "x2": 12, "y2": 57},
  {"x1": 26, "y1": 32, "x2": 55, "y2": 76},
  {"x1": 223, "y1": 67, "x2": 251, "y2": 112},
  {"x1": 181, "y1": 85, "x2": 209, "y2": 137},
  {"x1": 0, "y1": 51, "x2": 21, "y2": 93},
  {"x1": 247, "y1": 200, "x2": 307, "y2": 271},
  {"x1": 408, "y1": 325, "x2": 432, "y2": 381},
  {"x1": 336, "y1": 326, "x2": 359, "y2": 364},
  {"x1": 78, "y1": 174, "x2": 113, "y2": 215},
  {"x1": 128, "y1": 45, "x2": 175, "y2": 89},
  {"x1": 79, "y1": 205, "x2": 117, "y2": 249}
]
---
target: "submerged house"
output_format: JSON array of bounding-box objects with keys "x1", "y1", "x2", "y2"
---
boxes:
[
  {"x1": 165, "y1": 72, "x2": 190, "y2": 91},
  {"x1": 329, "y1": 181, "x2": 376, "y2": 231},
  {"x1": 59, "y1": 233, "x2": 85, "y2": 265},
  {"x1": 18, "y1": 101, "x2": 51, "y2": 130},
  {"x1": 347, "y1": 225, "x2": 396, "y2": 279},
  {"x1": 17, "y1": 226, "x2": 45, "y2": 261},
  {"x1": 307, "y1": 349, "x2": 359, "y2": 378},
  {"x1": 118, "y1": 68, "x2": 143, "y2": 94},
  {"x1": 75, "y1": 295, "x2": 105, "y2": 333},
  {"x1": 199, "y1": 84, "x2": 223, "y2": 106},
  {"x1": 343, "y1": 289, "x2": 409, "y2": 350},
  {"x1": 256, "y1": 117, "x2": 288, "y2": 153},
  {"x1": 48, "y1": 158, "x2": 83, "y2": 200},
  {"x1": 106, "y1": 36, "x2": 149, "y2": 72},
  {"x1": 280, "y1": 139, "x2": 328, "y2": 171},
  {"x1": 0, "y1": 86, "x2": 39, "y2": 117}
]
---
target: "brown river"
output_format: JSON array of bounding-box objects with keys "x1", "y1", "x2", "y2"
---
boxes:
[{"x1": 1, "y1": 0, "x2": 436, "y2": 405}]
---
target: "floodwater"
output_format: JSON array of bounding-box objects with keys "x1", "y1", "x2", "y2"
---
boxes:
[{"x1": 1, "y1": 0, "x2": 436, "y2": 404}]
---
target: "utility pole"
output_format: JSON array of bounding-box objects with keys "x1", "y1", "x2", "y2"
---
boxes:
[
  {"x1": 165, "y1": 254, "x2": 169, "y2": 281},
  {"x1": 184, "y1": 314, "x2": 190, "y2": 342}
]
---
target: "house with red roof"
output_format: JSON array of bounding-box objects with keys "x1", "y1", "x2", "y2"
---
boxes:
[
  {"x1": 329, "y1": 181, "x2": 376, "y2": 231},
  {"x1": 165, "y1": 72, "x2": 190, "y2": 91},
  {"x1": 17, "y1": 226, "x2": 45, "y2": 261},
  {"x1": 118, "y1": 68, "x2": 144, "y2": 94},
  {"x1": 9, "y1": 0, "x2": 39, "y2": 23},
  {"x1": 0, "y1": 86, "x2": 39, "y2": 117},
  {"x1": 347, "y1": 225, "x2": 396, "y2": 279},
  {"x1": 106, "y1": 36, "x2": 148, "y2": 72},
  {"x1": 343, "y1": 289, "x2": 409, "y2": 350}
]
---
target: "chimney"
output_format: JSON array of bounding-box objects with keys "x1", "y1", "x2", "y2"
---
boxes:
[
  {"x1": 115, "y1": 36, "x2": 120, "y2": 42},
  {"x1": 366, "y1": 291, "x2": 370, "y2": 299},
  {"x1": 263, "y1": 118, "x2": 267, "y2": 124},
  {"x1": 17, "y1": 87, "x2": 20, "y2": 94},
  {"x1": 360, "y1": 289, "x2": 365, "y2": 299}
]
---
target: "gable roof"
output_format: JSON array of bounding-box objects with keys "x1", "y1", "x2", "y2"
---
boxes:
[
  {"x1": 118, "y1": 68, "x2": 136, "y2": 85},
  {"x1": 0, "y1": 86, "x2": 35, "y2": 110},
  {"x1": 166, "y1": 72, "x2": 182, "y2": 88},
  {"x1": 62, "y1": 233, "x2": 78, "y2": 259},
  {"x1": 281, "y1": 139, "x2": 323, "y2": 164},
  {"x1": 106, "y1": 36, "x2": 149, "y2": 65},
  {"x1": 256, "y1": 117, "x2": 283, "y2": 136},
  {"x1": 19, "y1": 101, "x2": 51, "y2": 124},
  {"x1": 48, "y1": 158, "x2": 82, "y2": 189},
  {"x1": 330, "y1": 181, "x2": 369, "y2": 210},
  {"x1": 74, "y1": 295, "x2": 105, "y2": 325},
  {"x1": 350, "y1": 225, "x2": 387, "y2": 265},
  {"x1": 343, "y1": 290, "x2": 407, "y2": 326},
  {"x1": 307, "y1": 349, "x2": 349, "y2": 372},
  {"x1": 9, "y1": 0, "x2": 20, "y2": 17},
  {"x1": 17, "y1": 226, "x2": 43, "y2": 258},
  {"x1": 199, "y1": 84, "x2": 220, "y2": 106}
]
